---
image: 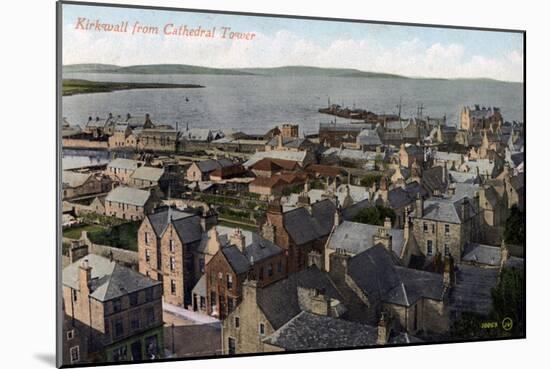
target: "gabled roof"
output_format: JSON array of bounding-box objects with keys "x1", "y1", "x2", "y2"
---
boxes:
[
  {"x1": 388, "y1": 182, "x2": 427, "y2": 209},
  {"x1": 283, "y1": 200, "x2": 336, "y2": 245},
  {"x1": 462, "y1": 243, "x2": 501, "y2": 266},
  {"x1": 62, "y1": 171, "x2": 92, "y2": 188},
  {"x1": 327, "y1": 221, "x2": 406, "y2": 258},
  {"x1": 347, "y1": 245, "x2": 445, "y2": 307},
  {"x1": 194, "y1": 158, "x2": 235, "y2": 173},
  {"x1": 250, "y1": 158, "x2": 299, "y2": 172},
  {"x1": 105, "y1": 186, "x2": 150, "y2": 206},
  {"x1": 244, "y1": 150, "x2": 309, "y2": 168},
  {"x1": 257, "y1": 266, "x2": 342, "y2": 330},
  {"x1": 420, "y1": 197, "x2": 476, "y2": 224},
  {"x1": 146, "y1": 208, "x2": 195, "y2": 237},
  {"x1": 130, "y1": 166, "x2": 165, "y2": 182},
  {"x1": 422, "y1": 166, "x2": 447, "y2": 193},
  {"x1": 62, "y1": 254, "x2": 160, "y2": 302},
  {"x1": 172, "y1": 216, "x2": 204, "y2": 244}
]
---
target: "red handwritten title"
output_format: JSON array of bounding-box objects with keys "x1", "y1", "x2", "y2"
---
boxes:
[{"x1": 74, "y1": 17, "x2": 257, "y2": 40}]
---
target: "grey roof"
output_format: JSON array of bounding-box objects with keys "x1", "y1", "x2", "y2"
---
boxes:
[
  {"x1": 107, "y1": 158, "x2": 142, "y2": 171},
  {"x1": 192, "y1": 274, "x2": 206, "y2": 296},
  {"x1": 257, "y1": 266, "x2": 342, "y2": 329},
  {"x1": 510, "y1": 153, "x2": 524, "y2": 167},
  {"x1": 62, "y1": 254, "x2": 159, "y2": 302},
  {"x1": 462, "y1": 243, "x2": 501, "y2": 266},
  {"x1": 283, "y1": 200, "x2": 336, "y2": 245},
  {"x1": 422, "y1": 166, "x2": 447, "y2": 193},
  {"x1": 131, "y1": 166, "x2": 165, "y2": 182},
  {"x1": 505, "y1": 256, "x2": 525, "y2": 269},
  {"x1": 388, "y1": 182, "x2": 427, "y2": 209},
  {"x1": 347, "y1": 245, "x2": 444, "y2": 307},
  {"x1": 172, "y1": 216, "x2": 204, "y2": 245},
  {"x1": 195, "y1": 158, "x2": 234, "y2": 173},
  {"x1": 433, "y1": 151, "x2": 463, "y2": 163},
  {"x1": 322, "y1": 147, "x2": 378, "y2": 161},
  {"x1": 327, "y1": 221, "x2": 406, "y2": 258},
  {"x1": 420, "y1": 197, "x2": 476, "y2": 224},
  {"x1": 448, "y1": 170, "x2": 479, "y2": 184},
  {"x1": 450, "y1": 264, "x2": 499, "y2": 316},
  {"x1": 199, "y1": 226, "x2": 283, "y2": 272},
  {"x1": 62, "y1": 171, "x2": 92, "y2": 188},
  {"x1": 105, "y1": 186, "x2": 150, "y2": 206},
  {"x1": 244, "y1": 151, "x2": 309, "y2": 167},
  {"x1": 263, "y1": 311, "x2": 379, "y2": 350},
  {"x1": 63, "y1": 155, "x2": 109, "y2": 170},
  {"x1": 356, "y1": 129, "x2": 382, "y2": 146},
  {"x1": 146, "y1": 208, "x2": 195, "y2": 237}
]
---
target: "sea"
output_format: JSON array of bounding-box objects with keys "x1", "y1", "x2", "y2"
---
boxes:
[{"x1": 62, "y1": 73, "x2": 524, "y2": 135}]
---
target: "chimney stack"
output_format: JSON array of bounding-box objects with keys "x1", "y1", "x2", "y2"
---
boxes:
[
  {"x1": 415, "y1": 193, "x2": 424, "y2": 217},
  {"x1": 374, "y1": 227, "x2": 393, "y2": 252},
  {"x1": 229, "y1": 228, "x2": 246, "y2": 253},
  {"x1": 377, "y1": 313, "x2": 390, "y2": 345},
  {"x1": 384, "y1": 217, "x2": 392, "y2": 230},
  {"x1": 79, "y1": 258, "x2": 92, "y2": 297}
]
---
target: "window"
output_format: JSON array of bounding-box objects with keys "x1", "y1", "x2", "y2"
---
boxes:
[
  {"x1": 112, "y1": 299, "x2": 122, "y2": 313},
  {"x1": 69, "y1": 346, "x2": 80, "y2": 363},
  {"x1": 235, "y1": 317, "x2": 240, "y2": 328},
  {"x1": 66, "y1": 329, "x2": 74, "y2": 340},
  {"x1": 228, "y1": 337, "x2": 236, "y2": 355},
  {"x1": 72, "y1": 289, "x2": 78, "y2": 302},
  {"x1": 112, "y1": 346, "x2": 127, "y2": 362},
  {"x1": 444, "y1": 244, "x2": 450, "y2": 256},
  {"x1": 427, "y1": 240, "x2": 433, "y2": 256},
  {"x1": 431, "y1": 224, "x2": 436, "y2": 233},
  {"x1": 145, "y1": 249, "x2": 151, "y2": 263},
  {"x1": 131, "y1": 313, "x2": 140, "y2": 331},
  {"x1": 227, "y1": 274, "x2": 233, "y2": 289},
  {"x1": 210, "y1": 292, "x2": 217, "y2": 309},
  {"x1": 227, "y1": 297, "x2": 234, "y2": 312},
  {"x1": 200, "y1": 296, "x2": 206, "y2": 310},
  {"x1": 145, "y1": 288, "x2": 154, "y2": 302},
  {"x1": 169, "y1": 239, "x2": 175, "y2": 253},
  {"x1": 144, "y1": 232, "x2": 150, "y2": 244},
  {"x1": 259, "y1": 267, "x2": 264, "y2": 281},
  {"x1": 277, "y1": 260, "x2": 282, "y2": 273},
  {"x1": 146, "y1": 307, "x2": 155, "y2": 325},
  {"x1": 423, "y1": 222, "x2": 428, "y2": 233},
  {"x1": 267, "y1": 264, "x2": 273, "y2": 277},
  {"x1": 445, "y1": 224, "x2": 450, "y2": 234},
  {"x1": 170, "y1": 280, "x2": 176, "y2": 295},
  {"x1": 259, "y1": 323, "x2": 265, "y2": 335},
  {"x1": 170, "y1": 257, "x2": 176, "y2": 272},
  {"x1": 114, "y1": 319, "x2": 124, "y2": 338},
  {"x1": 104, "y1": 319, "x2": 110, "y2": 336},
  {"x1": 129, "y1": 292, "x2": 138, "y2": 307},
  {"x1": 199, "y1": 258, "x2": 205, "y2": 273}
]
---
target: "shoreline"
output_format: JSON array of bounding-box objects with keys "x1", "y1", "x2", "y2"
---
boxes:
[{"x1": 62, "y1": 78, "x2": 204, "y2": 96}]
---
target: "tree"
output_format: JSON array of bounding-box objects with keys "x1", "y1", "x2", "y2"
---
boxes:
[
  {"x1": 504, "y1": 205, "x2": 525, "y2": 245},
  {"x1": 490, "y1": 267, "x2": 525, "y2": 336},
  {"x1": 353, "y1": 205, "x2": 396, "y2": 226},
  {"x1": 360, "y1": 173, "x2": 382, "y2": 188}
]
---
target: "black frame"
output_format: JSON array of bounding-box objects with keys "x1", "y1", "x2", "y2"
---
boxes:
[{"x1": 56, "y1": 1, "x2": 527, "y2": 367}]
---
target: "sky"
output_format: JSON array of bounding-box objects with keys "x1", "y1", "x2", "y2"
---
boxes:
[{"x1": 62, "y1": 3, "x2": 524, "y2": 82}]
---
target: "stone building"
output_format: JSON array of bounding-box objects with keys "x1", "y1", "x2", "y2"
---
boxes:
[
  {"x1": 106, "y1": 158, "x2": 144, "y2": 185},
  {"x1": 260, "y1": 198, "x2": 336, "y2": 273},
  {"x1": 248, "y1": 172, "x2": 307, "y2": 198},
  {"x1": 137, "y1": 207, "x2": 216, "y2": 307},
  {"x1": 137, "y1": 128, "x2": 180, "y2": 152},
  {"x1": 62, "y1": 254, "x2": 164, "y2": 363},
  {"x1": 319, "y1": 122, "x2": 373, "y2": 147},
  {"x1": 186, "y1": 158, "x2": 235, "y2": 182},
  {"x1": 129, "y1": 166, "x2": 167, "y2": 190},
  {"x1": 202, "y1": 226, "x2": 286, "y2": 319},
  {"x1": 249, "y1": 158, "x2": 300, "y2": 178},
  {"x1": 108, "y1": 124, "x2": 138, "y2": 150},
  {"x1": 398, "y1": 143, "x2": 424, "y2": 169},
  {"x1": 460, "y1": 105, "x2": 503, "y2": 132},
  {"x1": 62, "y1": 171, "x2": 111, "y2": 200},
  {"x1": 104, "y1": 186, "x2": 155, "y2": 220},
  {"x1": 411, "y1": 193, "x2": 479, "y2": 263}
]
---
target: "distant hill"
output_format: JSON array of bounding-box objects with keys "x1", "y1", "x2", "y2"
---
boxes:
[
  {"x1": 63, "y1": 64, "x2": 253, "y2": 75},
  {"x1": 62, "y1": 63, "x2": 513, "y2": 82}
]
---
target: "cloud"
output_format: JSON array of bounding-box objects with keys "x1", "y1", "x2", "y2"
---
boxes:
[{"x1": 63, "y1": 25, "x2": 523, "y2": 82}]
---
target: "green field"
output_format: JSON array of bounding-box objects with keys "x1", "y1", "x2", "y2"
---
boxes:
[
  {"x1": 62, "y1": 79, "x2": 204, "y2": 96},
  {"x1": 63, "y1": 224, "x2": 106, "y2": 239}
]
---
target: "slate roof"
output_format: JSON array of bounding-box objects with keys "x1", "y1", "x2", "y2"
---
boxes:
[
  {"x1": 388, "y1": 182, "x2": 427, "y2": 209},
  {"x1": 283, "y1": 200, "x2": 336, "y2": 245},
  {"x1": 420, "y1": 197, "x2": 476, "y2": 224},
  {"x1": 195, "y1": 158, "x2": 234, "y2": 174},
  {"x1": 63, "y1": 156, "x2": 109, "y2": 170},
  {"x1": 327, "y1": 221, "x2": 406, "y2": 258},
  {"x1": 105, "y1": 186, "x2": 150, "y2": 206},
  {"x1": 62, "y1": 254, "x2": 160, "y2": 302},
  {"x1": 62, "y1": 171, "x2": 91, "y2": 188},
  {"x1": 450, "y1": 264, "x2": 499, "y2": 316},
  {"x1": 322, "y1": 147, "x2": 378, "y2": 161},
  {"x1": 198, "y1": 226, "x2": 283, "y2": 272},
  {"x1": 107, "y1": 158, "x2": 142, "y2": 171},
  {"x1": 130, "y1": 166, "x2": 165, "y2": 182},
  {"x1": 422, "y1": 166, "x2": 447, "y2": 193},
  {"x1": 244, "y1": 151, "x2": 309, "y2": 167},
  {"x1": 448, "y1": 170, "x2": 479, "y2": 184},
  {"x1": 192, "y1": 274, "x2": 206, "y2": 296},
  {"x1": 263, "y1": 311, "x2": 379, "y2": 350},
  {"x1": 433, "y1": 151, "x2": 463, "y2": 163},
  {"x1": 257, "y1": 265, "x2": 342, "y2": 330},
  {"x1": 172, "y1": 216, "x2": 204, "y2": 245},
  {"x1": 356, "y1": 129, "x2": 382, "y2": 146},
  {"x1": 146, "y1": 208, "x2": 195, "y2": 237},
  {"x1": 462, "y1": 243, "x2": 501, "y2": 266},
  {"x1": 347, "y1": 245, "x2": 444, "y2": 307}
]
